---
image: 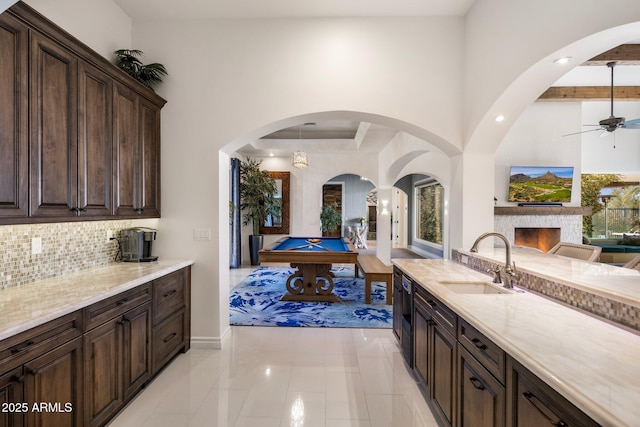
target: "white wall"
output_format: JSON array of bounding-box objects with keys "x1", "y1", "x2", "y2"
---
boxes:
[
  {"x1": 495, "y1": 102, "x2": 582, "y2": 205},
  {"x1": 24, "y1": 0, "x2": 131, "y2": 59}
]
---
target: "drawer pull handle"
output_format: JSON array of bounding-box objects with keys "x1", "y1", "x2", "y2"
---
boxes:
[
  {"x1": 471, "y1": 338, "x2": 488, "y2": 350},
  {"x1": 117, "y1": 297, "x2": 129, "y2": 306},
  {"x1": 426, "y1": 300, "x2": 436, "y2": 307},
  {"x1": 163, "y1": 332, "x2": 177, "y2": 343},
  {"x1": 163, "y1": 289, "x2": 177, "y2": 298},
  {"x1": 469, "y1": 377, "x2": 485, "y2": 390},
  {"x1": 10, "y1": 340, "x2": 35, "y2": 354},
  {"x1": 522, "y1": 391, "x2": 567, "y2": 426},
  {"x1": 28, "y1": 368, "x2": 38, "y2": 376}
]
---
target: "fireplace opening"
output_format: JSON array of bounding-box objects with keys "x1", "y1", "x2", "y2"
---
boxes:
[{"x1": 514, "y1": 228, "x2": 561, "y2": 252}]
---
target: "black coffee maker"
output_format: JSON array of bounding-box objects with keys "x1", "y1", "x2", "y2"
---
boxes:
[{"x1": 120, "y1": 227, "x2": 158, "y2": 262}]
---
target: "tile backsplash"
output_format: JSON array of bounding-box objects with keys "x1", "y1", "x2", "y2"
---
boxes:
[{"x1": 0, "y1": 220, "x2": 140, "y2": 290}]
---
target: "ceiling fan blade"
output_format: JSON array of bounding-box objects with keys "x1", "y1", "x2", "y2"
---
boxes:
[
  {"x1": 623, "y1": 118, "x2": 640, "y2": 129},
  {"x1": 562, "y1": 127, "x2": 604, "y2": 137}
]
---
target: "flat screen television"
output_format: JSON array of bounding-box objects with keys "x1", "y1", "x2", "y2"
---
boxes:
[{"x1": 507, "y1": 166, "x2": 574, "y2": 203}]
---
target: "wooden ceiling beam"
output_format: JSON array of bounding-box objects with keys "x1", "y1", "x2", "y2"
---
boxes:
[
  {"x1": 537, "y1": 86, "x2": 640, "y2": 101},
  {"x1": 584, "y1": 44, "x2": 640, "y2": 65}
]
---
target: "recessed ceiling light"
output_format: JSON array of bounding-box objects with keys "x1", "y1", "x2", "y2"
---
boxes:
[
  {"x1": 554, "y1": 56, "x2": 573, "y2": 65},
  {"x1": 495, "y1": 114, "x2": 505, "y2": 122},
  {"x1": 269, "y1": 152, "x2": 274, "y2": 156}
]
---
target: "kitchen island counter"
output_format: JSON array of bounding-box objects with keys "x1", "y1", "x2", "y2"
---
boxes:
[
  {"x1": 0, "y1": 259, "x2": 194, "y2": 341},
  {"x1": 393, "y1": 257, "x2": 640, "y2": 427},
  {"x1": 458, "y1": 246, "x2": 640, "y2": 307}
]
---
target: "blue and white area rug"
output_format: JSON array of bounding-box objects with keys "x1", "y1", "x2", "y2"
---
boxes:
[{"x1": 230, "y1": 266, "x2": 392, "y2": 328}]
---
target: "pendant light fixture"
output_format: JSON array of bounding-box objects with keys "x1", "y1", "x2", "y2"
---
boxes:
[{"x1": 292, "y1": 125, "x2": 309, "y2": 169}]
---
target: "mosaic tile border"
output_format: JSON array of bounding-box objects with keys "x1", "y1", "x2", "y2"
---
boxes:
[
  {"x1": 0, "y1": 220, "x2": 140, "y2": 290},
  {"x1": 452, "y1": 250, "x2": 640, "y2": 331}
]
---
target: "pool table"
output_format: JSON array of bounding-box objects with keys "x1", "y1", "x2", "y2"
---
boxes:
[{"x1": 259, "y1": 236, "x2": 359, "y2": 302}]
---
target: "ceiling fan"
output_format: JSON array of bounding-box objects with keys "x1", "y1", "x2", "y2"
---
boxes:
[{"x1": 563, "y1": 61, "x2": 640, "y2": 137}]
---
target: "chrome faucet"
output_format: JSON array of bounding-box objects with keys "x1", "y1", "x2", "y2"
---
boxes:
[{"x1": 469, "y1": 232, "x2": 517, "y2": 289}]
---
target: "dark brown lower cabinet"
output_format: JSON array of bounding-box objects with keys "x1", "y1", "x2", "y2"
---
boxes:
[
  {"x1": 431, "y1": 323, "x2": 456, "y2": 426},
  {"x1": 84, "y1": 302, "x2": 151, "y2": 427},
  {"x1": 399, "y1": 275, "x2": 600, "y2": 427},
  {"x1": 506, "y1": 357, "x2": 599, "y2": 427},
  {"x1": 458, "y1": 344, "x2": 505, "y2": 427},
  {"x1": 23, "y1": 337, "x2": 83, "y2": 427},
  {"x1": 0, "y1": 367, "x2": 24, "y2": 427},
  {"x1": 413, "y1": 285, "x2": 456, "y2": 427}
]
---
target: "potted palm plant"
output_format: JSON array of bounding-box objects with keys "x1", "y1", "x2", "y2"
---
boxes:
[
  {"x1": 239, "y1": 158, "x2": 280, "y2": 265},
  {"x1": 320, "y1": 205, "x2": 342, "y2": 237},
  {"x1": 114, "y1": 49, "x2": 167, "y2": 92}
]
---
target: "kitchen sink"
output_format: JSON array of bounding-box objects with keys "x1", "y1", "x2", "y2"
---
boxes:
[{"x1": 437, "y1": 280, "x2": 516, "y2": 295}]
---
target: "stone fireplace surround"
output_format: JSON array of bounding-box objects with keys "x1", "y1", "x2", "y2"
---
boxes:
[{"x1": 493, "y1": 206, "x2": 591, "y2": 250}]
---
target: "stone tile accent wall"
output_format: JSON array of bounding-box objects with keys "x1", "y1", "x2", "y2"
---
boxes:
[
  {"x1": 0, "y1": 220, "x2": 137, "y2": 290},
  {"x1": 452, "y1": 250, "x2": 640, "y2": 332}
]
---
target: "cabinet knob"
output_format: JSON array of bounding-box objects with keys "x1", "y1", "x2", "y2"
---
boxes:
[
  {"x1": 471, "y1": 338, "x2": 488, "y2": 351},
  {"x1": 469, "y1": 377, "x2": 485, "y2": 390},
  {"x1": 11, "y1": 375, "x2": 24, "y2": 384}
]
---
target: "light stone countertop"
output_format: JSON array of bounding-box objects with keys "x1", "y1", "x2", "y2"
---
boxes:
[
  {"x1": 458, "y1": 247, "x2": 640, "y2": 307},
  {"x1": 392, "y1": 258, "x2": 640, "y2": 427},
  {"x1": 0, "y1": 259, "x2": 194, "y2": 341}
]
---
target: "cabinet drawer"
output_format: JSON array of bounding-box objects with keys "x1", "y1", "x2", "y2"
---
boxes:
[
  {"x1": 83, "y1": 283, "x2": 151, "y2": 331},
  {"x1": 153, "y1": 270, "x2": 185, "y2": 325},
  {"x1": 0, "y1": 311, "x2": 82, "y2": 374},
  {"x1": 459, "y1": 318, "x2": 505, "y2": 384},
  {"x1": 152, "y1": 308, "x2": 185, "y2": 373},
  {"x1": 414, "y1": 285, "x2": 457, "y2": 336}
]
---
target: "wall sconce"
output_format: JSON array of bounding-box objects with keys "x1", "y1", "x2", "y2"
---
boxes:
[{"x1": 381, "y1": 199, "x2": 389, "y2": 215}]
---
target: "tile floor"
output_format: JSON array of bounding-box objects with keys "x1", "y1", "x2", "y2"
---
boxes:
[{"x1": 109, "y1": 261, "x2": 438, "y2": 427}]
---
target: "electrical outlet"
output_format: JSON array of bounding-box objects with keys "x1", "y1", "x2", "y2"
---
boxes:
[
  {"x1": 32, "y1": 237, "x2": 42, "y2": 255},
  {"x1": 106, "y1": 230, "x2": 113, "y2": 242}
]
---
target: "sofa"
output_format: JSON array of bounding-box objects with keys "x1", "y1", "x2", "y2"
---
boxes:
[{"x1": 587, "y1": 234, "x2": 640, "y2": 264}]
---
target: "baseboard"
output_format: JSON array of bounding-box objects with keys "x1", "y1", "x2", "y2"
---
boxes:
[{"x1": 190, "y1": 327, "x2": 231, "y2": 349}]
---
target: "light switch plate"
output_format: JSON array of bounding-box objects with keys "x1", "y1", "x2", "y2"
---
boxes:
[{"x1": 193, "y1": 228, "x2": 212, "y2": 241}]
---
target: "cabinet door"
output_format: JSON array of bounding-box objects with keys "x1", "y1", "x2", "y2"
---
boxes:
[
  {"x1": 458, "y1": 344, "x2": 505, "y2": 427},
  {"x1": 413, "y1": 296, "x2": 431, "y2": 393},
  {"x1": 83, "y1": 317, "x2": 122, "y2": 427},
  {"x1": 0, "y1": 367, "x2": 25, "y2": 427},
  {"x1": 0, "y1": 14, "x2": 28, "y2": 219},
  {"x1": 77, "y1": 60, "x2": 112, "y2": 217},
  {"x1": 507, "y1": 358, "x2": 598, "y2": 427},
  {"x1": 122, "y1": 302, "x2": 152, "y2": 400},
  {"x1": 29, "y1": 31, "x2": 78, "y2": 217},
  {"x1": 113, "y1": 82, "x2": 139, "y2": 217},
  {"x1": 138, "y1": 97, "x2": 161, "y2": 217},
  {"x1": 431, "y1": 322, "x2": 456, "y2": 427},
  {"x1": 24, "y1": 336, "x2": 83, "y2": 427}
]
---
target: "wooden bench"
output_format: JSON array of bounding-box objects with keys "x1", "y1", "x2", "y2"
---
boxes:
[{"x1": 356, "y1": 254, "x2": 393, "y2": 304}]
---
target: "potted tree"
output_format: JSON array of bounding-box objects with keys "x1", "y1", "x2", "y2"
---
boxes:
[
  {"x1": 320, "y1": 205, "x2": 342, "y2": 237},
  {"x1": 239, "y1": 158, "x2": 280, "y2": 265}
]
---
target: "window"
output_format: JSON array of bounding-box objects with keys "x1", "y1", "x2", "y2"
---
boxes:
[{"x1": 416, "y1": 182, "x2": 444, "y2": 245}]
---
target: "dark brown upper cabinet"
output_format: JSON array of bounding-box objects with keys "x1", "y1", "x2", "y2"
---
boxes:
[
  {"x1": 0, "y1": 13, "x2": 28, "y2": 219},
  {"x1": 0, "y1": 1, "x2": 166, "y2": 224},
  {"x1": 259, "y1": 171, "x2": 290, "y2": 235}
]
